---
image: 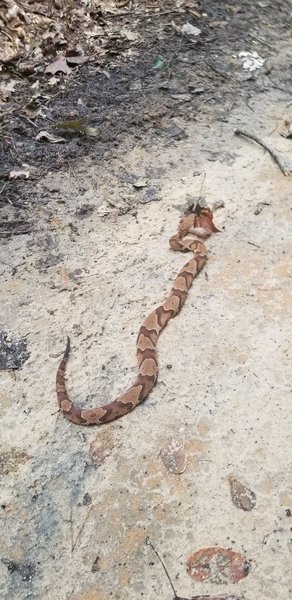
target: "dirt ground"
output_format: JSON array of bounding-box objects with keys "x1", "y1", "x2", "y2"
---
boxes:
[{"x1": 1, "y1": 2, "x2": 292, "y2": 599}]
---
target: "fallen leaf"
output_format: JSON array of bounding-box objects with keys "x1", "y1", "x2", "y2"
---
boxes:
[
  {"x1": 66, "y1": 55, "x2": 89, "y2": 66},
  {"x1": 182, "y1": 23, "x2": 201, "y2": 37},
  {"x1": 160, "y1": 439, "x2": 187, "y2": 474},
  {"x1": 238, "y1": 51, "x2": 265, "y2": 72},
  {"x1": 45, "y1": 54, "x2": 72, "y2": 75},
  {"x1": 171, "y1": 93, "x2": 192, "y2": 102},
  {"x1": 54, "y1": 119, "x2": 98, "y2": 137},
  {"x1": 35, "y1": 131, "x2": 66, "y2": 143},
  {"x1": 0, "y1": 79, "x2": 18, "y2": 100},
  {"x1": 187, "y1": 547, "x2": 251, "y2": 584},
  {"x1": 24, "y1": 105, "x2": 46, "y2": 119},
  {"x1": 89, "y1": 436, "x2": 113, "y2": 467},
  {"x1": 133, "y1": 179, "x2": 148, "y2": 189},
  {"x1": 30, "y1": 80, "x2": 41, "y2": 98},
  {"x1": 84, "y1": 126, "x2": 98, "y2": 137},
  {"x1": 9, "y1": 170, "x2": 30, "y2": 179},
  {"x1": 47, "y1": 76, "x2": 59, "y2": 86},
  {"x1": 60, "y1": 267, "x2": 71, "y2": 291},
  {"x1": 228, "y1": 474, "x2": 256, "y2": 511}
]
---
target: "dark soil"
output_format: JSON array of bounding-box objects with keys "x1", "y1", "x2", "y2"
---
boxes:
[{"x1": 0, "y1": 0, "x2": 291, "y2": 214}]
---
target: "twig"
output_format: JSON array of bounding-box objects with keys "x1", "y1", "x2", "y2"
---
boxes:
[
  {"x1": 177, "y1": 596, "x2": 242, "y2": 600},
  {"x1": 20, "y1": 115, "x2": 38, "y2": 128},
  {"x1": 266, "y1": 74, "x2": 292, "y2": 97},
  {"x1": 0, "y1": 27, "x2": 14, "y2": 42},
  {"x1": 146, "y1": 537, "x2": 178, "y2": 598},
  {"x1": 248, "y1": 32, "x2": 273, "y2": 50},
  {"x1": 71, "y1": 505, "x2": 93, "y2": 553},
  {"x1": 0, "y1": 182, "x2": 10, "y2": 201},
  {"x1": 234, "y1": 128, "x2": 292, "y2": 176},
  {"x1": 0, "y1": 222, "x2": 33, "y2": 236},
  {"x1": 198, "y1": 173, "x2": 206, "y2": 201},
  {"x1": 247, "y1": 241, "x2": 261, "y2": 249},
  {"x1": 69, "y1": 507, "x2": 74, "y2": 554},
  {"x1": 252, "y1": 283, "x2": 281, "y2": 292},
  {"x1": 206, "y1": 61, "x2": 234, "y2": 81}
]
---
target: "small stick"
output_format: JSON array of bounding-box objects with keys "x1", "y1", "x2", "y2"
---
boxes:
[
  {"x1": 71, "y1": 506, "x2": 93, "y2": 553},
  {"x1": 69, "y1": 507, "x2": 74, "y2": 554},
  {"x1": 0, "y1": 182, "x2": 9, "y2": 197},
  {"x1": 234, "y1": 128, "x2": 292, "y2": 176},
  {"x1": 266, "y1": 75, "x2": 292, "y2": 97},
  {"x1": 146, "y1": 537, "x2": 178, "y2": 598},
  {"x1": 252, "y1": 283, "x2": 281, "y2": 292},
  {"x1": 247, "y1": 241, "x2": 261, "y2": 249},
  {"x1": 198, "y1": 172, "x2": 206, "y2": 202}
]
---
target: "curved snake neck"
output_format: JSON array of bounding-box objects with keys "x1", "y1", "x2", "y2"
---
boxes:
[{"x1": 56, "y1": 206, "x2": 217, "y2": 425}]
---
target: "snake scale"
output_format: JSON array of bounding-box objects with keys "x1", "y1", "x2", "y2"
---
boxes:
[{"x1": 56, "y1": 204, "x2": 218, "y2": 425}]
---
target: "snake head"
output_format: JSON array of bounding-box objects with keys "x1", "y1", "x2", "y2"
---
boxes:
[{"x1": 180, "y1": 205, "x2": 220, "y2": 239}]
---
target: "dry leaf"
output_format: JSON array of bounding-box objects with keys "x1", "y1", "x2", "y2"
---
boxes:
[
  {"x1": 60, "y1": 267, "x2": 71, "y2": 290},
  {"x1": 36, "y1": 131, "x2": 66, "y2": 143},
  {"x1": 228, "y1": 474, "x2": 256, "y2": 511},
  {"x1": 133, "y1": 179, "x2": 148, "y2": 189},
  {"x1": 182, "y1": 23, "x2": 201, "y2": 37},
  {"x1": 45, "y1": 54, "x2": 72, "y2": 75},
  {"x1": 160, "y1": 439, "x2": 187, "y2": 474},
  {"x1": 30, "y1": 80, "x2": 40, "y2": 98},
  {"x1": 47, "y1": 77, "x2": 59, "y2": 86},
  {"x1": 84, "y1": 126, "x2": 98, "y2": 137},
  {"x1": 54, "y1": 119, "x2": 98, "y2": 137},
  {"x1": 89, "y1": 437, "x2": 113, "y2": 467},
  {"x1": 9, "y1": 170, "x2": 29, "y2": 179},
  {"x1": 24, "y1": 105, "x2": 45, "y2": 119},
  {"x1": 187, "y1": 547, "x2": 251, "y2": 584},
  {"x1": 0, "y1": 79, "x2": 18, "y2": 100},
  {"x1": 66, "y1": 55, "x2": 89, "y2": 66}
]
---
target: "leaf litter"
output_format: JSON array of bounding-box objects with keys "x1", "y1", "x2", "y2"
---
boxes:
[
  {"x1": 160, "y1": 439, "x2": 188, "y2": 474},
  {"x1": 35, "y1": 131, "x2": 66, "y2": 144},
  {"x1": 45, "y1": 54, "x2": 72, "y2": 76},
  {"x1": 54, "y1": 119, "x2": 98, "y2": 137},
  {"x1": 228, "y1": 474, "x2": 257, "y2": 511},
  {"x1": 187, "y1": 547, "x2": 251, "y2": 584},
  {"x1": 147, "y1": 538, "x2": 245, "y2": 600},
  {"x1": 89, "y1": 434, "x2": 114, "y2": 467}
]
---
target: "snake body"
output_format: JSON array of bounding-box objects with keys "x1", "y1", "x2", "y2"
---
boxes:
[{"x1": 56, "y1": 206, "x2": 217, "y2": 425}]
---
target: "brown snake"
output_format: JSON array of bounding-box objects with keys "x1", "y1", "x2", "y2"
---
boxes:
[{"x1": 56, "y1": 205, "x2": 218, "y2": 425}]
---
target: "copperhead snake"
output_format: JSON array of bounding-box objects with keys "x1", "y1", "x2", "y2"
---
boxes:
[{"x1": 56, "y1": 204, "x2": 218, "y2": 425}]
